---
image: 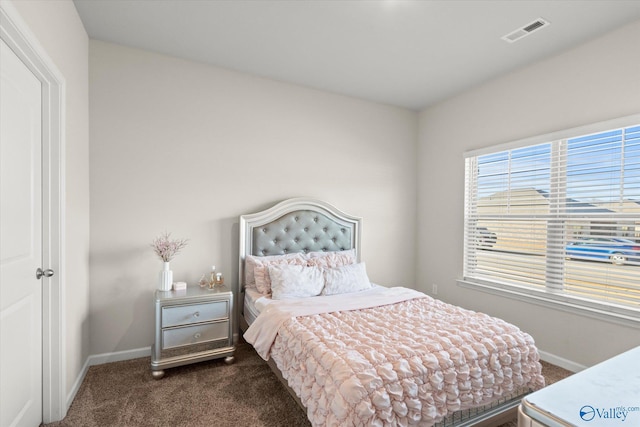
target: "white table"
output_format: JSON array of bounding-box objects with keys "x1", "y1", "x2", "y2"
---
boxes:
[{"x1": 518, "y1": 346, "x2": 640, "y2": 426}]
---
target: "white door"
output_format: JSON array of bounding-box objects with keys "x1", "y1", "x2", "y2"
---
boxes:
[{"x1": 0, "y1": 38, "x2": 43, "y2": 427}]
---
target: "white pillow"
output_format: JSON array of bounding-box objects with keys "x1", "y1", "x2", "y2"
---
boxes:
[
  {"x1": 321, "y1": 262, "x2": 371, "y2": 296},
  {"x1": 268, "y1": 264, "x2": 324, "y2": 300}
]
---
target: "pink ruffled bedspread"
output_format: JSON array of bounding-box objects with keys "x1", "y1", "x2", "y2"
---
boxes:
[{"x1": 270, "y1": 295, "x2": 545, "y2": 426}]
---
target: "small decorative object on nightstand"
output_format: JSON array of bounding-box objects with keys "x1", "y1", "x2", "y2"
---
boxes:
[
  {"x1": 150, "y1": 231, "x2": 188, "y2": 291},
  {"x1": 198, "y1": 267, "x2": 225, "y2": 289},
  {"x1": 150, "y1": 285, "x2": 235, "y2": 379}
]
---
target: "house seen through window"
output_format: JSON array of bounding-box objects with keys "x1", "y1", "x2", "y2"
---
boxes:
[{"x1": 463, "y1": 120, "x2": 640, "y2": 320}]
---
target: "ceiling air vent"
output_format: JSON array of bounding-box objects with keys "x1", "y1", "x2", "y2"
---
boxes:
[{"x1": 502, "y1": 18, "x2": 550, "y2": 43}]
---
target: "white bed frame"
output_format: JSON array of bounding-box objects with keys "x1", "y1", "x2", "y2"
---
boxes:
[{"x1": 238, "y1": 197, "x2": 526, "y2": 427}]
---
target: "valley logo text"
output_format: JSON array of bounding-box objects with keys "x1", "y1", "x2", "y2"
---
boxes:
[{"x1": 580, "y1": 405, "x2": 640, "y2": 423}]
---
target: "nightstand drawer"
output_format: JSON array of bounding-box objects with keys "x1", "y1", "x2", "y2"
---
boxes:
[
  {"x1": 162, "y1": 300, "x2": 229, "y2": 328},
  {"x1": 162, "y1": 321, "x2": 229, "y2": 350}
]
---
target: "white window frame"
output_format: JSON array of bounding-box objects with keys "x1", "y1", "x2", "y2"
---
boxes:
[{"x1": 459, "y1": 114, "x2": 640, "y2": 328}]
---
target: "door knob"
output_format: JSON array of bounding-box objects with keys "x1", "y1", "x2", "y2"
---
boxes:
[{"x1": 36, "y1": 268, "x2": 54, "y2": 279}]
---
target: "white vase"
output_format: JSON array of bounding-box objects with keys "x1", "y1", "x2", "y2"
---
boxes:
[{"x1": 159, "y1": 262, "x2": 173, "y2": 291}]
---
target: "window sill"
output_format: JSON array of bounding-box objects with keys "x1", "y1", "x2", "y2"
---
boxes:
[{"x1": 457, "y1": 278, "x2": 640, "y2": 329}]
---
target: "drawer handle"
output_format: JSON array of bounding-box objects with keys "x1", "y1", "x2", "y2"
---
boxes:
[
  {"x1": 193, "y1": 311, "x2": 200, "y2": 318},
  {"x1": 194, "y1": 332, "x2": 201, "y2": 339}
]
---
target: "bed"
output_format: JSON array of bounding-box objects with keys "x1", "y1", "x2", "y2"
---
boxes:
[{"x1": 238, "y1": 197, "x2": 545, "y2": 426}]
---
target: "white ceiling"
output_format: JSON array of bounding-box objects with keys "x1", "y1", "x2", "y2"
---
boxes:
[{"x1": 73, "y1": 0, "x2": 640, "y2": 111}]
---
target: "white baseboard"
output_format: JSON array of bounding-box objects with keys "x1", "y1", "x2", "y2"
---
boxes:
[
  {"x1": 66, "y1": 357, "x2": 90, "y2": 413},
  {"x1": 87, "y1": 346, "x2": 151, "y2": 366},
  {"x1": 65, "y1": 347, "x2": 151, "y2": 412},
  {"x1": 538, "y1": 349, "x2": 586, "y2": 373}
]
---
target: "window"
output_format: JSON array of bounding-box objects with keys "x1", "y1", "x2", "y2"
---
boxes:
[{"x1": 463, "y1": 116, "x2": 640, "y2": 323}]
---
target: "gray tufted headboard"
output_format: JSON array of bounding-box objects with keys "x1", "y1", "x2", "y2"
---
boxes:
[{"x1": 238, "y1": 198, "x2": 362, "y2": 290}]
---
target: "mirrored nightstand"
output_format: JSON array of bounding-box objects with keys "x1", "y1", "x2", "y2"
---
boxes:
[{"x1": 151, "y1": 285, "x2": 235, "y2": 379}]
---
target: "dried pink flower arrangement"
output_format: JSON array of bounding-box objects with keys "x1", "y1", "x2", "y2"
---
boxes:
[{"x1": 151, "y1": 232, "x2": 188, "y2": 262}]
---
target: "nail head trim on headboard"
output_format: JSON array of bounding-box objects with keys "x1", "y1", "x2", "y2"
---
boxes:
[{"x1": 239, "y1": 198, "x2": 362, "y2": 290}]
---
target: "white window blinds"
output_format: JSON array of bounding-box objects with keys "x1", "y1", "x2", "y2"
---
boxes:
[{"x1": 464, "y1": 121, "x2": 640, "y2": 317}]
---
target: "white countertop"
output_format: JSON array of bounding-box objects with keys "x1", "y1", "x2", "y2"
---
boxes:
[{"x1": 521, "y1": 345, "x2": 640, "y2": 426}]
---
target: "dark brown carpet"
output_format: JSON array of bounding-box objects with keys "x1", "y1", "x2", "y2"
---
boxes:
[{"x1": 43, "y1": 343, "x2": 571, "y2": 427}]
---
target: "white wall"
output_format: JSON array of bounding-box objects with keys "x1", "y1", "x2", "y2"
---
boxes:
[
  {"x1": 88, "y1": 40, "x2": 418, "y2": 355},
  {"x1": 9, "y1": 0, "x2": 91, "y2": 406},
  {"x1": 417, "y1": 20, "x2": 640, "y2": 368}
]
